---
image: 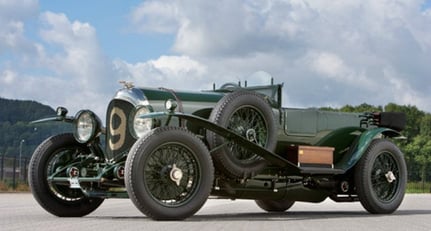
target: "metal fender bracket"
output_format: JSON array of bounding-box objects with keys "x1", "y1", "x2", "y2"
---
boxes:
[
  {"x1": 68, "y1": 166, "x2": 81, "y2": 189},
  {"x1": 69, "y1": 178, "x2": 81, "y2": 189}
]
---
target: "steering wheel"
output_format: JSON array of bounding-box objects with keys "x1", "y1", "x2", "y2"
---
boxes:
[{"x1": 220, "y1": 82, "x2": 241, "y2": 90}]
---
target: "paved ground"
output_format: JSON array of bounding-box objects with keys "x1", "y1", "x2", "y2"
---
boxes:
[{"x1": 1, "y1": 193, "x2": 431, "y2": 231}]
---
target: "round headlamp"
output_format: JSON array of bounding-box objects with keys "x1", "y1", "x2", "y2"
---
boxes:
[
  {"x1": 132, "y1": 106, "x2": 153, "y2": 138},
  {"x1": 165, "y1": 99, "x2": 177, "y2": 111},
  {"x1": 74, "y1": 110, "x2": 100, "y2": 143}
]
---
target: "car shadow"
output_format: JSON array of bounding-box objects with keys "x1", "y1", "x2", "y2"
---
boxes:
[
  {"x1": 189, "y1": 209, "x2": 431, "y2": 222},
  {"x1": 89, "y1": 209, "x2": 431, "y2": 222}
]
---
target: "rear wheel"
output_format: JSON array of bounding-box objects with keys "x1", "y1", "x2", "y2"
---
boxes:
[
  {"x1": 255, "y1": 199, "x2": 295, "y2": 212},
  {"x1": 28, "y1": 133, "x2": 104, "y2": 217},
  {"x1": 207, "y1": 91, "x2": 277, "y2": 178},
  {"x1": 354, "y1": 139, "x2": 407, "y2": 214},
  {"x1": 125, "y1": 127, "x2": 214, "y2": 220}
]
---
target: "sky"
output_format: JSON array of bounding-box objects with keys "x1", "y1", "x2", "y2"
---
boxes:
[{"x1": 1, "y1": 0, "x2": 431, "y2": 122}]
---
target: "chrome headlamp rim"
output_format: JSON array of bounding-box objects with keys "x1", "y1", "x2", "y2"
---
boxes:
[
  {"x1": 73, "y1": 110, "x2": 101, "y2": 143},
  {"x1": 130, "y1": 106, "x2": 154, "y2": 139},
  {"x1": 165, "y1": 99, "x2": 178, "y2": 111}
]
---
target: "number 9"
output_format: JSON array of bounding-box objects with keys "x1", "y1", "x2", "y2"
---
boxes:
[{"x1": 109, "y1": 107, "x2": 126, "y2": 151}]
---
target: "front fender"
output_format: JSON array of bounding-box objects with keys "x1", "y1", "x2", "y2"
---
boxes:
[
  {"x1": 336, "y1": 127, "x2": 403, "y2": 171},
  {"x1": 30, "y1": 107, "x2": 75, "y2": 125},
  {"x1": 30, "y1": 116, "x2": 74, "y2": 124}
]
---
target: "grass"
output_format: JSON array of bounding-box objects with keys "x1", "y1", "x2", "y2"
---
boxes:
[
  {"x1": 406, "y1": 181, "x2": 431, "y2": 193},
  {"x1": 0, "y1": 181, "x2": 30, "y2": 192}
]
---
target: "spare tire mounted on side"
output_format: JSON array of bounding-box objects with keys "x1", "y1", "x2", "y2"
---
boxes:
[{"x1": 207, "y1": 91, "x2": 277, "y2": 178}]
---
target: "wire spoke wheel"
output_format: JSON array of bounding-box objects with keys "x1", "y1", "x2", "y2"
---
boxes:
[
  {"x1": 28, "y1": 133, "x2": 104, "y2": 217},
  {"x1": 355, "y1": 139, "x2": 407, "y2": 214},
  {"x1": 371, "y1": 152, "x2": 399, "y2": 202},
  {"x1": 125, "y1": 127, "x2": 214, "y2": 220},
  {"x1": 227, "y1": 106, "x2": 268, "y2": 163},
  {"x1": 144, "y1": 143, "x2": 200, "y2": 207},
  {"x1": 46, "y1": 148, "x2": 86, "y2": 201}
]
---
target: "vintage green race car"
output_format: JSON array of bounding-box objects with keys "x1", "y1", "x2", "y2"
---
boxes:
[{"x1": 29, "y1": 75, "x2": 407, "y2": 220}]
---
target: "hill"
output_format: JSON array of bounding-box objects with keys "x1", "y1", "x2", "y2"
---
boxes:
[
  {"x1": 0, "y1": 97, "x2": 72, "y2": 158},
  {"x1": 0, "y1": 98, "x2": 55, "y2": 123}
]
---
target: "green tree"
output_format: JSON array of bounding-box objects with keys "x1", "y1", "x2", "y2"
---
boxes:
[
  {"x1": 420, "y1": 114, "x2": 431, "y2": 137},
  {"x1": 405, "y1": 135, "x2": 431, "y2": 188},
  {"x1": 385, "y1": 103, "x2": 424, "y2": 140},
  {"x1": 340, "y1": 103, "x2": 382, "y2": 113}
]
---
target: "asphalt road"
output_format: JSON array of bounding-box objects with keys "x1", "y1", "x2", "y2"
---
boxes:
[{"x1": 1, "y1": 193, "x2": 431, "y2": 231}]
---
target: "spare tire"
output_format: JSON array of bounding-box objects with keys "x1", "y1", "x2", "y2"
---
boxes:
[{"x1": 206, "y1": 91, "x2": 277, "y2": 178}]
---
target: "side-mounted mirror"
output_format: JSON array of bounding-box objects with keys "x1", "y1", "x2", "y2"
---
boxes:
[{"x1": 56, "y1": 106, "x2": 68, "y2": 117}]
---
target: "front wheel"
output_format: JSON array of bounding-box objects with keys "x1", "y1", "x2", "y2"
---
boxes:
[
  {"x1": 125, "y1": 127, "x2": 214, "y2": 220},
  {"x1": 354, "y1": 139, "x2": 407, "y2": 214},
  {"x1": 28, "y1": 133, "x2": 104, "y2": 217}
]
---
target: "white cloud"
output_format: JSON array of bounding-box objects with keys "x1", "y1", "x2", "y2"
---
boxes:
[
  {"x1": 382, "y1": 67, "x2": 428, "y2": 108},
  {"x1": 0, "y1": 0, "x2": 38, "y2": 56},
  {"x1": 1, "y1": 21, "x2": 24, "y2": 49},
  {"x1": 150, "y1": 55, "x2": 206, "y2": 76},
  {"x1": 40, "y1": 12, "x2": 96, "y2": 47},
  {"x1": 2, "y1": 0, "x2": 431, "y2": 127},
  {"x1": 1, "y1": 69, "x2": 17, "y2": 85},
  {"x1": 129, "y1": 0, "x2": 181, "y2": 34},
  {"x1": 33, "y1": 12, "x2": 118, "y2": 116},
  {"x1": 0, "y1": 0, "x2": 38, "y2": 22},
  {"x1": 113, "y1": 55, "x2": 208, "y2": 90},
  {"x1": 38, "y1": 12, "x2": 107, "y2": 84},
  {"x1": 129, "y1": 0, "x2": 431, "y2": 111},
  {"x1": 1, "y1": 9, "x2": 117, "y2": 118},
  {"x1": 310, "y1": 52, "x2": 348, "y2": 79}
]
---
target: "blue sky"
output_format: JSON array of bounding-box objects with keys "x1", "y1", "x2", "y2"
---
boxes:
[
  {"x1": 1, "y1": 0, "x2": 431, "y2": 119},
  {"x1": 38, "y1": 0, "x2": 173, "y2": 61}
]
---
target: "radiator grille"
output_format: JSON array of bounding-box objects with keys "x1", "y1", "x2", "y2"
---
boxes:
[{"x1": 106, "y1": 99, "x2": 136, "y2": 161}]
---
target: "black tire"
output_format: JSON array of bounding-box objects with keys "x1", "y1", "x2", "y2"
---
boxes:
[
  {"x1": 354, "y1": 139, "x2": 407, "y2": 214},
  {"x1": 28, "y1": 133, "x2": 104, "y2": 217},
  {"x1": 125, "y1": 127, "x2": 214, "y2": 220},
  {"x1": 207, "y1": 91, "x2": 277, "y2": 178},
  {"x1": 255, "y1": 199, "x2": 295, "y2": 212}
]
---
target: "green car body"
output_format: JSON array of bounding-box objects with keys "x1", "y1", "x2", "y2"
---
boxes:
[{"x1": 28, "y1": 79, "x2": 408, "y2": 220}]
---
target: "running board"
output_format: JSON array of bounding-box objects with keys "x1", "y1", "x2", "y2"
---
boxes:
[{"x1": 299, "y1": 167, "x2": 345, "y2": 175}]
